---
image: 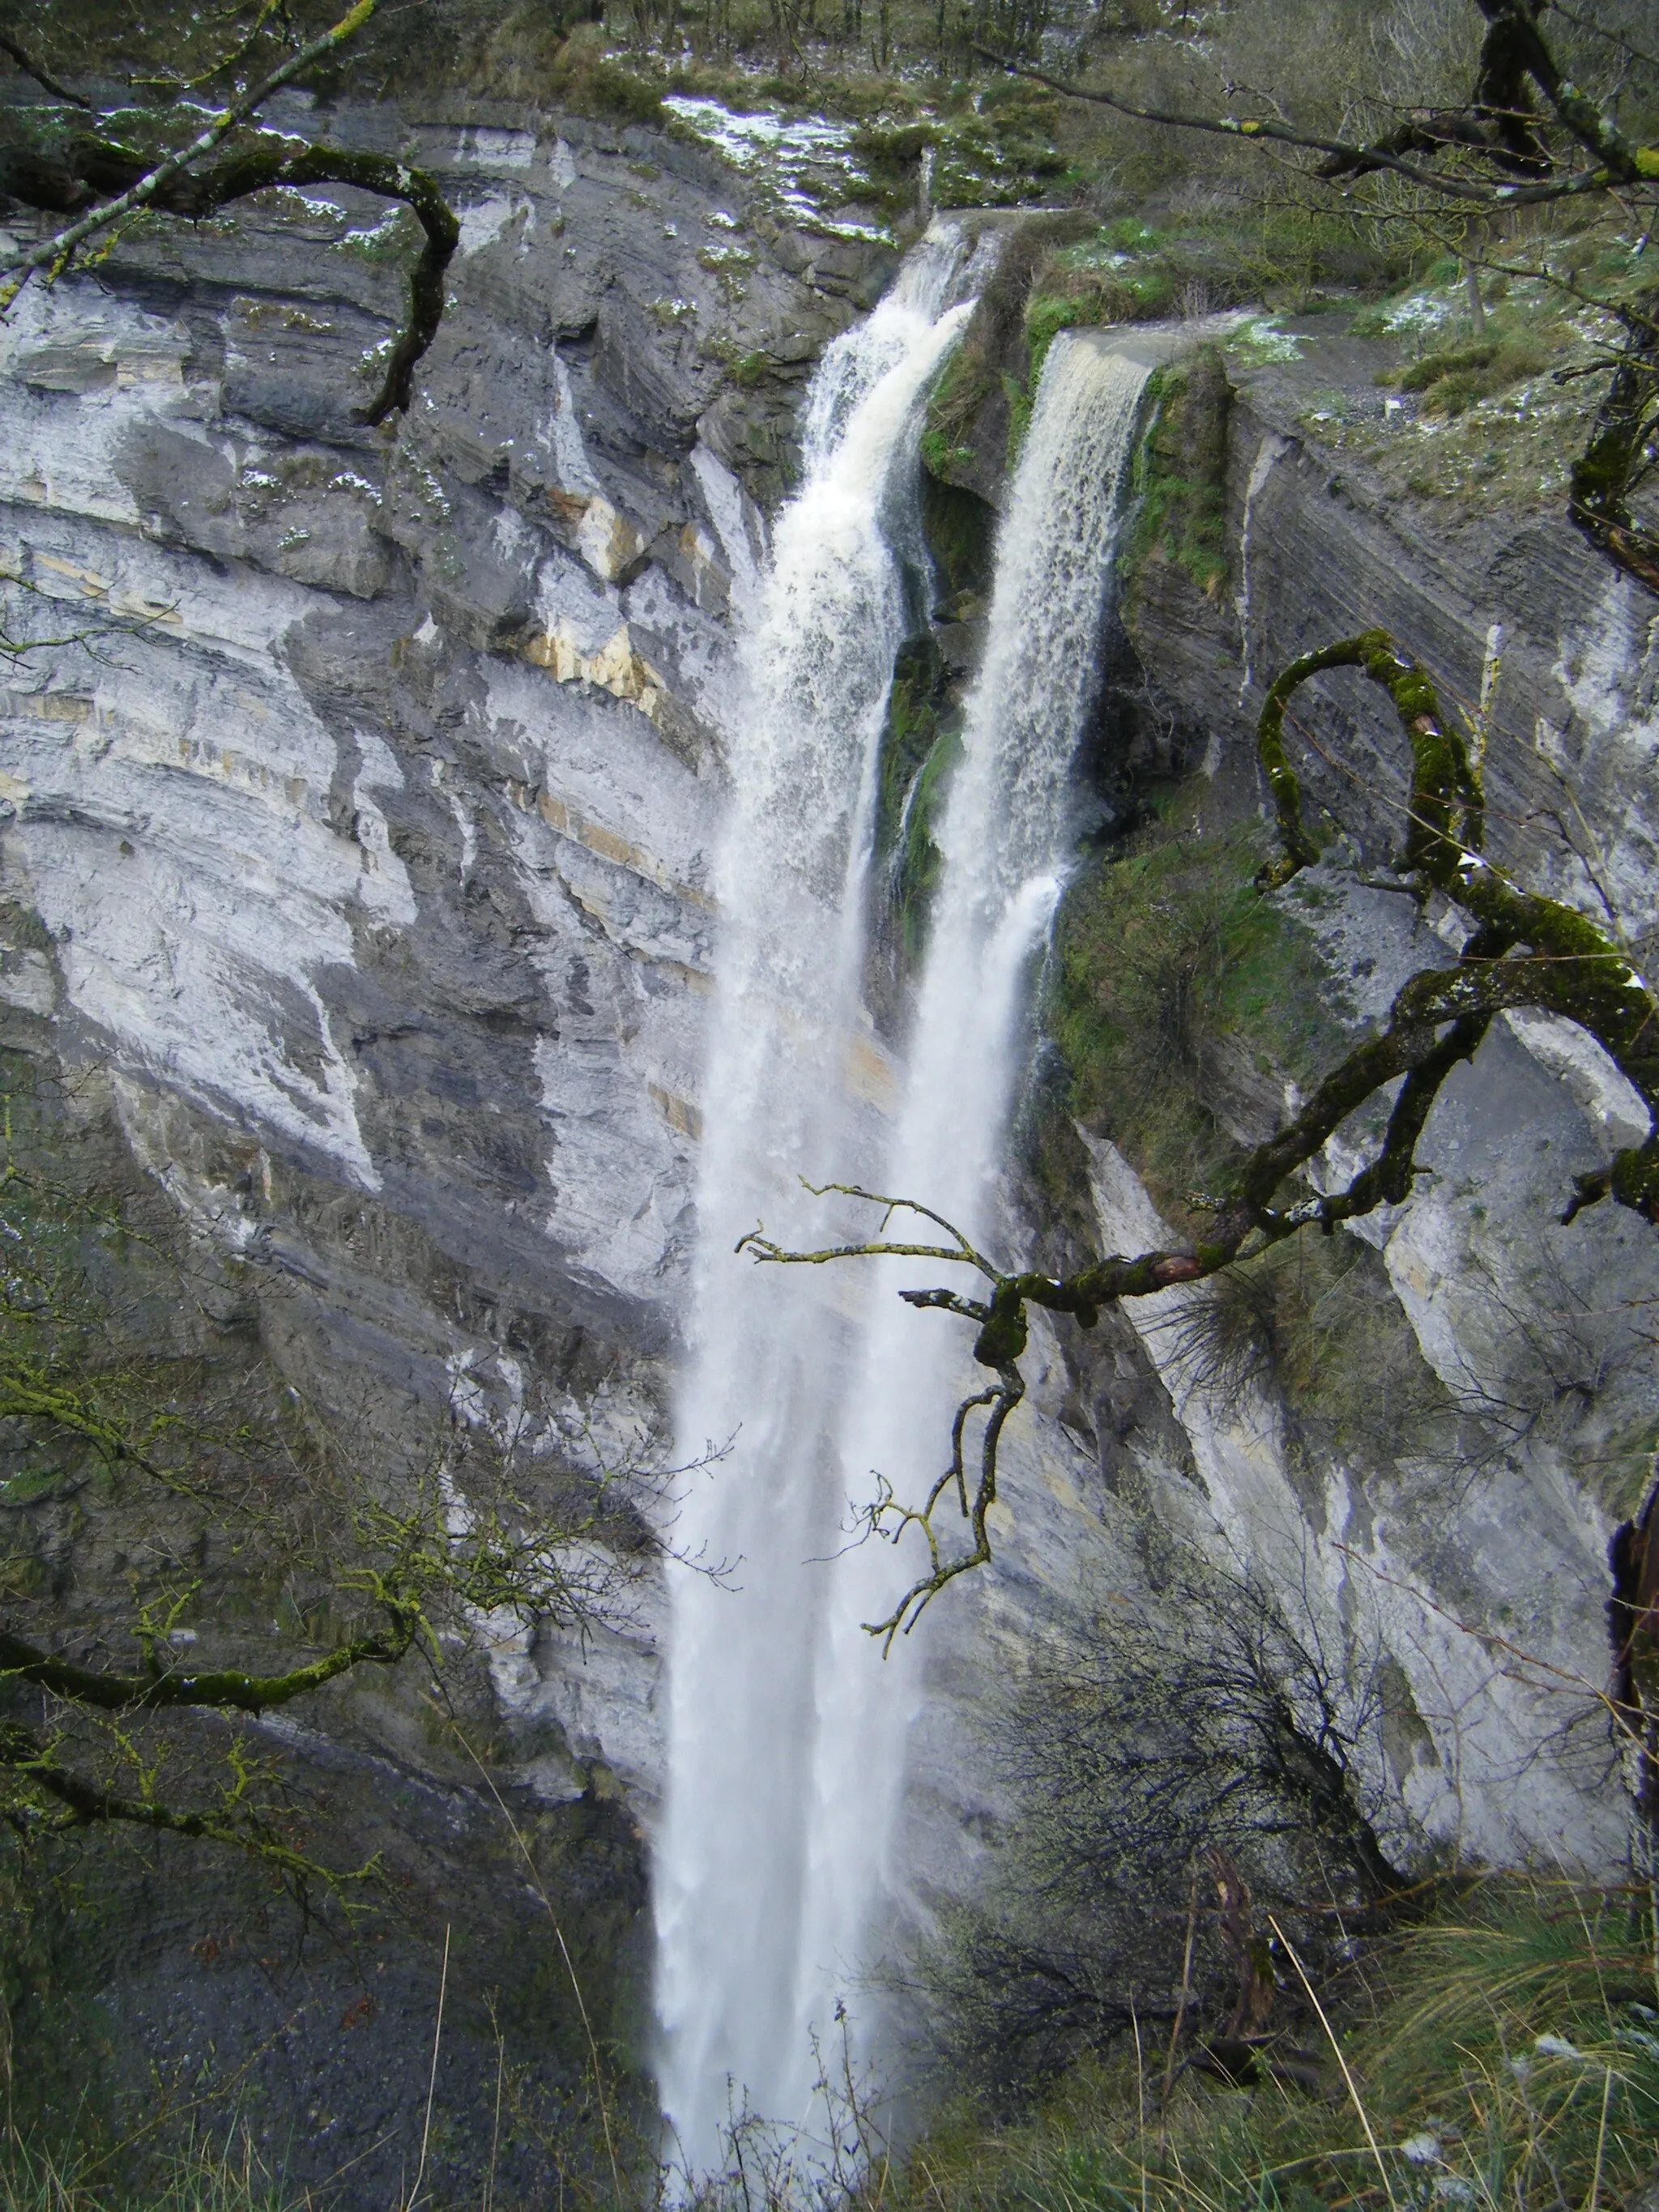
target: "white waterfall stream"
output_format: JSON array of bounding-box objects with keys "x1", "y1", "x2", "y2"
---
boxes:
[
  {"x1": 876, "y1": 332, "x2": 1155, "y2": 1251},
  {"x1": 655, "y1": 221, "x2": 981, "y2": 2172},
  {"x1": 655, "y1": 275, "x2": 1154, "y2": 2172}
]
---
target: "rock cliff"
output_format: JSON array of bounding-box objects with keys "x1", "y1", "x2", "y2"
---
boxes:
[
  {"x1": 0, "y1": 89, "x2": 893, "y2": 2186},
  {"x1": 4, "y1": 92, "x2": 1658, "y2": 2177},
  {"x1": 925, "y1": 313, "x2": 1659, "y2": 1885}
]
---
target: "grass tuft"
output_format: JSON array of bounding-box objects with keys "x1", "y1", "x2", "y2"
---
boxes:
[{"x1": 889, "y1": 1880, "x2": 1659, "y2": 2212}]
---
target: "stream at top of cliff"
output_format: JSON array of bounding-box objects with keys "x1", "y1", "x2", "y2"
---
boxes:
[{"x1": 652, "y1": 219, "x2": 1157, "y2": 2181}]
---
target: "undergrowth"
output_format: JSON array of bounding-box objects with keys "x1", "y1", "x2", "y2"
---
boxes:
[
  {"x1": 0, "y1": 2136, "x2": 291, "y2": 2212},
  {"x1": 890, "y1": 1877, "x2": 1659, "y2": 2212},
  {"x1": 1123, "y1": 343, "x2": 1232, "y2": 603}
]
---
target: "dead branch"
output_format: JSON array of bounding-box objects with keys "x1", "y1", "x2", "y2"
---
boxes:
[{"x1": 743, "y1": 631, "x2": 1659, "y2": 1643}]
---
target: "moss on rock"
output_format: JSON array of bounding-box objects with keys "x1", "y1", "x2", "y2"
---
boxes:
[
  {"x1": 1046, "y1": 808, "x2": 1347, "y2": 1217},
  {"x1": 875, "y1": 633, "x2": 949, "y2": 860},
  {"x1": 920, "y1": 472, "x2": 994, "y2": 608},
  {"x1": 1123, "y1": 343, "x2": 1232, "y2": 603}
]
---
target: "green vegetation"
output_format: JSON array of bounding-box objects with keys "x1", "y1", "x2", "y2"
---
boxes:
[
  {"x1": 874, "y1": 634, "x2": 949, "y2": 860},
  {"x1": 0, "y1": 2137, "x2": 292, "y2": 2212},
  {"x1": 919, "y1": 471, "x2": 993, "y2": 607},
  {"x1": 549, "y1": 22, "x2": 667, "y2": 121},
  {"x1": 1385, "y1": 337, "x2": 1554, "y2": 418},
  {"x1": 891, "y1": 723, "x2": 962, "y2": 970},
  {"x1": 1047, "y1": 812, "x2": 1348, "y2": 1217},
  {"x1": 1124, "y1": 344, "x2": 1231, "y2": 602},
  {"x1": 869, "y1": 634, "x2": 962, "y2": 981},
  {"x1": 891, "y1": 1880, "x2": 1659, "y2": 2212},
  {"x1": 15, "y1": 1877, "x2": 1659, "y2": 2210},
  {"x1": 921, "y1": 348, "x2": 996, "y2": 484}
]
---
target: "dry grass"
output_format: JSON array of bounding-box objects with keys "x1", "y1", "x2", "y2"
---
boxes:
[{"x1": 889, "y1": 1877, "x2": 1659, "y2": 2212}]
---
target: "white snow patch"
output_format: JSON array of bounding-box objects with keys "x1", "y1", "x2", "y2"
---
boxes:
[{"x1": 458, "y1": 193, "x2": 522, "y2": 255}]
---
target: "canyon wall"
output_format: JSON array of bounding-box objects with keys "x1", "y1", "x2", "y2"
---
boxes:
[
  {"x1": 0, "y1": 90, "x2": 894, "y2": 2188},
  {"x1": 3, "y1": 100, "x2": 1657, "y2": 2176}
]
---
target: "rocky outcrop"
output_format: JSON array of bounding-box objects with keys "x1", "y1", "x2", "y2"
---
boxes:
[
  {"x1": 947, "y1": 318, "x2": 1659, "y2": 1893},
  {"x1": 0, "y1": 88, "x2": 898, "y2": 2185}
]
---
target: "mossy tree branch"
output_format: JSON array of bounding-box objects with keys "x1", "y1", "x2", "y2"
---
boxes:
[
  {"x1": 979, "y1": 1, "x2": 1659, "y2": 602},
  {"x1": 0, "y1": 0, "x2": 458, "y2": 424},
  {"x1": 1568, "y1": 286, "x2": 1659, "y2": 601},
  {"x1": 744, "y1": 632, "x2": 1659, "y2": 1645}
]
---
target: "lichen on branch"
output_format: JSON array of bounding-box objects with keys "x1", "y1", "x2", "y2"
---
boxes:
[
  {"x1": 0, "y1": 0, "x2": 458, "y2": 424},
  {"x1": 742, "y1": 633, "x2": 1659, "y2": 1645}
]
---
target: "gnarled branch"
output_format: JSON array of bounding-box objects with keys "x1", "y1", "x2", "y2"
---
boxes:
[
  {"x1": 744, "y1": 633, "x2": 1659, "y2": 1642},
  {"x1": 0, "y1": 0, "x2": 458, "y2": 424}
]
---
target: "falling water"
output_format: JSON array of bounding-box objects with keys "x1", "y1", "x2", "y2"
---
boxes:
[
  {"x1": 885, "y1": 333, "x2": 1154, "y2": 1231},
  {"x1": 657, "y1": 265, "x2": 1157, "y2": 2167},
  {"x1": 811, "y1": 329, "x2": 1157, "y2": 1997},
  {"x1": 655, "y1": 220, "x2": 983, "y2": 2176}
]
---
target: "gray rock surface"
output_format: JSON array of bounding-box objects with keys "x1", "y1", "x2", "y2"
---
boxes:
[
  {"x1": 4, "y1": 92, "x2": 1659, "y2": 2178},
  {"x1": 0, "y1": 89, "x2": 898, "y2": 2189}
]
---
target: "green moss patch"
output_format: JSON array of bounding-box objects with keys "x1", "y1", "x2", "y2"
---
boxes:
[
  {"x1": 1047, "y1": 813, "x2": 1347, "y2": 1215},
  {"x1": 1124, "y1": 344, "x2": 1231, "y2": 602},
  {"x1": 1386, "y1": 335, "x2": 1553, "y2": 416},
  {"x1": 874, "y1": 633, "x2": 948, "y2": 859},
  {"x1": 892, "y1": 721, "x2": 962, "y2": 970},
  {"x1": 920, "y1": 471, "x2": 994, "y2": 606},
  {"x1": 869, "y1": 631, "x2": 963, "y2": 978},
  {"x1": 921, "y1": 346, "x2": 997, "y2": 481}
]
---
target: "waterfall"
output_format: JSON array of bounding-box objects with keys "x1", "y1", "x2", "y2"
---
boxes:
[
  {"x1": 655, "y1": 220, "x2": 983, "y2": 2176},
  {"x1": 882, "y1": 332, "x2": 1154, "y2": 1235},
  {"x1": 815, "y1": 328, "x2": 1155, "y2": 2001},
  {"x1": 657, "y1": 274, "x2": 1154, "y2": 2172}
]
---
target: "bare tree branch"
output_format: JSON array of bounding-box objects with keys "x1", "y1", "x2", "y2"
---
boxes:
[
  {"x1": 0, "y1": 0, "x2": 380, "y2": 300},
  {"x1": 971, "y1": 35, "x2": 1658, "y2": 207},
  {"x1": 0, "y1": 29, "x2": 93, "y2": 110},
  {"x1": 0, "y1": 6, "x2": 458, "y2": 424},
  {"x1": 746, "y1": 632, "x2": 1659, "y2": 1643}
]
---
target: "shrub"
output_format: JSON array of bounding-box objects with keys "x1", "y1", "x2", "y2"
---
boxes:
[
  {"x1": 893, "y1": 1879, "x2": 1659, "y2": 2212},
  {"x1": 549, "y1": 27, "x2": 665, "y2": 123},
  {"x1": 1388, "y1": 338, "x2": 1552, "y2": 417}
]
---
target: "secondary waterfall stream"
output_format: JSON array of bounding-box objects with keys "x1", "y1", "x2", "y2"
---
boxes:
[{"x1": 655, "y1": 230, "x2": 1156, "y2": 2166}]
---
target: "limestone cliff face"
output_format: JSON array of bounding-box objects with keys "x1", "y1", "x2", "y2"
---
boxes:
[
  {"x1": 0, "y1": 99, "x2": 902, "y2": 2176},
  {"x1": 5, "y1": 88, "x2": 1659, "y2": 2155},
  {"x1": 0, "y1": 96, "x2": 901, "y2": 1810},
  {"x1": 945, "y1": 327, "x2": 1659, "y2": 1890}
]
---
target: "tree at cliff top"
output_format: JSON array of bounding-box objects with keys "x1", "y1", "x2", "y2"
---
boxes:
[
  {"x1": 987, "y1": 0, "x2": 1658, "y2": 599},
  {"x1": 0, "y1": 0, "x2": 461, "y2": 425}
]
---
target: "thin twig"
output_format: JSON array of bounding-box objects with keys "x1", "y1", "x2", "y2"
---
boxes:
[
  {"x1": 1584, "y1": 2062, "x2": 1613, "y2": 2211},
  {"x1": 434, "y1": 1702, "x2": 626, "y2": 2208},
  {"x1": 1161, "y1": 1868, "x2": 1200, "y2": 2142},
  {"x1": 408, "y1": 1921, "x2": 450, "y2": 2211}
]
